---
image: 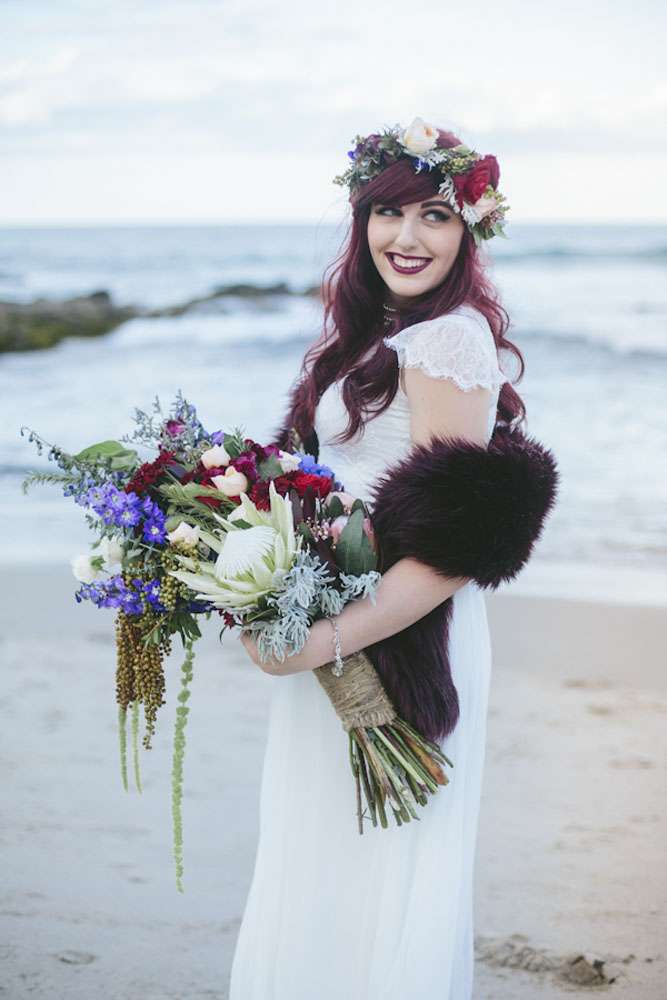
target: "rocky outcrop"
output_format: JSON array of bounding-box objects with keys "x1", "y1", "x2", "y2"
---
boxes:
[
  {"x1": 0, "y1": 283, "x2": 324, "y2": 352},
  {"x1": 0, "y1": 290, "x2": 139, "y2": 353},
  {"x1": 148, "y1": 282, "x2": 322, "y2": 317}
]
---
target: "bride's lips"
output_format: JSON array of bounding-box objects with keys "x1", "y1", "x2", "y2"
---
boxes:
[{"x1": 386, "y1": 252, "x2": 432, "y2": 275}]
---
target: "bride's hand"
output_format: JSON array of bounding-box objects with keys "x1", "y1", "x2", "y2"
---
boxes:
[{"x1": 239, "y1": 622, "x2": 331, "y2": 675}]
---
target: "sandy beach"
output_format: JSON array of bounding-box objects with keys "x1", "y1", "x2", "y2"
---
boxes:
[{"x1": 1, "y1": 563, "x2": 665, "y2": 999}]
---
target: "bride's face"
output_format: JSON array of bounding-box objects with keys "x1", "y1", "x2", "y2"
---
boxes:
[{"x1": 367, "y1": 196, "x2": 465, "y2": 306}]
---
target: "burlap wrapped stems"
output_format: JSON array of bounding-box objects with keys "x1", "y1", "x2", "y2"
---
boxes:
[{"x1": 314, "y1": 650, "x2": 453, "y2": 833}]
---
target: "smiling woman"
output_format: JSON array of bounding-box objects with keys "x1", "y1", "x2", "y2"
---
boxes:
[{"x1": 229, "y1": 117, "x2": 558, "y2": 1000}]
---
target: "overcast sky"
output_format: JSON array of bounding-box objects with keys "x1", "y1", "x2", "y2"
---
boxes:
[{"x1": 2, "y1": 0, "x2": 665, "y2": 225}]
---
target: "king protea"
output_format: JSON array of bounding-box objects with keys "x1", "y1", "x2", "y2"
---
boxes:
[{"x1": 166, "y1": 479, "x2": 301, "y2": 610}]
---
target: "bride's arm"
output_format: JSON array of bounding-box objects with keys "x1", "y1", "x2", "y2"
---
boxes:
[{"x1": 247, "y1": 371, "x2": 494, "y2": 674}]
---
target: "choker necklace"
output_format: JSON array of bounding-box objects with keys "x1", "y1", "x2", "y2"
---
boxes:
[{"x1": 382, "y1": 302, "x2": 398, "y2": 326}]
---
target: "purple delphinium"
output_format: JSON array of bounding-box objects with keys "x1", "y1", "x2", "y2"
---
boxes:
[
  {"x1": 139, "y1": 495, "x2": 167, "y2": 544},
  {"x1": 78, "y1": 482, "x2": 143, "y2": 529},
  {"x1": 72, "y1": 483, "x2": 167, "y2": 545},
  {"x1": 142, "y1": 517, "x2": 167, "y2": 545},
  {"x1": 75, "y1": 574, "x2": 167, "y2": 615}
]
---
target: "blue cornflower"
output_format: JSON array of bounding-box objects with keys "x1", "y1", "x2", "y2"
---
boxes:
[{"x1": 296, "y1": 452, "x2": 337, "y2": 480}]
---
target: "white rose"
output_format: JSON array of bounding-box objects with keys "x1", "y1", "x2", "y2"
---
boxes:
[
  {"x1": 400, "y1": 117, "x2": 438, "y2": 156},
  {"x1": 211, "y1": 466, "x2": 249, "y2": 497},
  {"x1": 201, "y1": 444, "x2": 231, "y2": 469},
  {"x1": 167, "y1": 521, "x2": 201, "y2": 547},
  {"x1": 71, "y1": 553, "x2": 103, "y2": 584},
  {"x1": 277, "y1": 449, "x2": 301, "y2": 473},
  {"x1": 98, "y1": 536, "x2": 124, "y2": 568},
  {"x1": 470, "y1": 193, "x2": 498, "y2": 221}
]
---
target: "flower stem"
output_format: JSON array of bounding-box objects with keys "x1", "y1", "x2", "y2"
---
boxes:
[
  {"x1": 171, "y1": 639, "x2": 195, "y2": 894},
  {"x1": 131, "y1": 699, "x2": 143, "y2": 793}
]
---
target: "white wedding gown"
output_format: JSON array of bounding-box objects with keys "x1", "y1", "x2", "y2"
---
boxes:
[{"x1": 229, "y1": 305, "x2": 509, "y2": 1000}]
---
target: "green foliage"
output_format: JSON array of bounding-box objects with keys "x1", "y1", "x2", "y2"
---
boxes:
[
  {"x1": 171, "y1": 640, "x2": 195, "y2": 894},
  {"x1": 335, "y1": 508, "x2": 376, "y2": 576},
  {"x1": 221, "y1": 428, "x2": 248, "y2": 458},
  {"x1": 326, "y1": 495, "x2": 345, "y2": 518},
  {"x1": 73, "y1": 440, "x2": 139, "y2": 470},
  {"x1": 132, "y1": 700, "x2": 143, "y2": 793},
  {"x1": 257, "y1": 453, "x2": 284, "y2": 480},
  {"x1": 118, "y1": 704, "x2": 129, "y2": 793},
  {"x1": 156, "y1": 481, "x2": 233, "y2": 526},
  {"x1": 20, "y1": 469, "x2": 71, "y2": 495}
]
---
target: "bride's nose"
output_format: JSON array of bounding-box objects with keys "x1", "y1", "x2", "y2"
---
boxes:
[{"x1": 393, "y1": 215, "x2": 421, "y2": 253}]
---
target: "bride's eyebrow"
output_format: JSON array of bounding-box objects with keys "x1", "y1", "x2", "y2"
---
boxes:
[{"x1": 375, "y1": 200, "x2": 449, "y2": 210}]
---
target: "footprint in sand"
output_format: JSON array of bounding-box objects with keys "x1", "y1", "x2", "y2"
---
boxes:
[
  {"x1": 53, "y1": 950, "x2": 97, "y2": 965},
  {"x1": 609, "y1": 755, "x2": 654, "y2": 769}
]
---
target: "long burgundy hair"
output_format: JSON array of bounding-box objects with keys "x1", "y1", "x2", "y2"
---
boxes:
[{"x1": 283, "y1": 127, "x2": 526, "y2": 446}]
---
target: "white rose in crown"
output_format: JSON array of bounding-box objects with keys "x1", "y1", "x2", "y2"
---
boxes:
[
  {"x1": 400, "y1": 117, "x2": 438, "y2": 156},
  {"x1": 277, "y1": 449, "x2": 301, "y2": 473},
  {"x1": 167, "y1": 521, "x2": 201, "y2": 547},
  {"x1": 211, "y1": 466, "x2": 249, "y2": 497},
  {"x1": 201, "y1": 444, "x2": 231, "y2": 469},
  {"x1": 469, "y1": 193, "x2": 498, "y2": 222},
  {"x1": 71, "y1": 552, "x2": 103, "y2": 584}
]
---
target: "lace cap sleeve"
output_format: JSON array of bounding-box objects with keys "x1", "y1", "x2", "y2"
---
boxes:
[{"x1": 383, "y1": 309, "x2": 508, "y2": 393}]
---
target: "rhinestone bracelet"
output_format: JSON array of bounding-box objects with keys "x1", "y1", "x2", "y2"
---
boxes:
[{"x1": 326, "y1": 615, "x2": 345, "y2": 677}]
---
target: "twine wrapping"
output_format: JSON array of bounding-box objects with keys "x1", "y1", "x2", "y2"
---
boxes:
[{"x1": 314, "y1": 650, "x2": 396, "y2": 730}]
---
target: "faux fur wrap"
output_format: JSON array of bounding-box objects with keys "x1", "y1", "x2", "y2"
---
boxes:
[{"x1": 271, "y1": 421, "x2": 560, "y2": 742}]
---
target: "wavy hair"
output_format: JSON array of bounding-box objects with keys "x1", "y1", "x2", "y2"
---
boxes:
[{"x1": 281, "y1": 126, "x2": 526, "y2": 447}]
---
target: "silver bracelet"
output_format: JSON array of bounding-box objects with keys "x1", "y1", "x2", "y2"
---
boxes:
[{"x1": 326, "y1": 615, "x2": 345, "y2": 677}]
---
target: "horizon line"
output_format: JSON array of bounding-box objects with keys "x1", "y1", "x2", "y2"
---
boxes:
[{"x1": 1, "y1": 217, "x2": 666, "y2": 229}]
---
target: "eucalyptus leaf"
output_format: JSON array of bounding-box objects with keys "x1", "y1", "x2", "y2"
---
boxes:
[
  {"x1": 257, "y1": 454, "x2": 284, "y2": 480},
  {"x1": 73, "y1": 440, "x2": 139, "y2": 464},
  {"x1": 326, "y1": 495, "x2": 345, "y2": 518}
]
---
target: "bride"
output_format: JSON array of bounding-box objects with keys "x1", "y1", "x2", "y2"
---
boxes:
[{"x1": 229, "y1": 116, "x2": 547, "y2": 999}]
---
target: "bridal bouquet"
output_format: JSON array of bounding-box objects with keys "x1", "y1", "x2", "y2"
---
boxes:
[{"x1": 21, "y1": 391, "x2": 453, "y2": 890}]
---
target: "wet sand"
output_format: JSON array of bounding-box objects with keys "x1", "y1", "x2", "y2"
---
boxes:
[{"x1": 1, "y1": 564, "x2": 665, "y2": 998}]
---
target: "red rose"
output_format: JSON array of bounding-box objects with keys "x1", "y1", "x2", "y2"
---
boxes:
[
  {"x1": 478, "y1": 154, "x2": 500, "y2": 189},
  {"x1": 453, "y1": 155, "x2": 500, "y2": 208},
  {"x1": 292, "y1": 472, "x2": 333, "y2": 500},
  {"x1": 248, "y1": 474, "x2": 296, "y2": 510}
]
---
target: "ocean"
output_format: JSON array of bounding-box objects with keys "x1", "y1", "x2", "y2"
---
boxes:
[{"x1": 1, "y1": 222, "x2": 665, "y2": 601}]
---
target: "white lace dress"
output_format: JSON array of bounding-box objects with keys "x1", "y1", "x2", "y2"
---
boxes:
[{"x1": 229, "y1": 304, "x2": 509, "y2": 1000}]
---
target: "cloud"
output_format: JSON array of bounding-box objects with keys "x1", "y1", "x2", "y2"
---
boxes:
[{"x1": 1, "y1": 0, "x2": 666, "y2": 221}]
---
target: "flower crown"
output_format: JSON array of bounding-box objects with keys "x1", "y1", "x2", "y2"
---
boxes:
[{"x1": 332, "y1": 116, "x2": 509, "y2": 245}]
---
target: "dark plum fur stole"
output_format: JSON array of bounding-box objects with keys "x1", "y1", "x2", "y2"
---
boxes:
[{"x1": 271, "y1": 421, "x2": 560, "y2": 743}]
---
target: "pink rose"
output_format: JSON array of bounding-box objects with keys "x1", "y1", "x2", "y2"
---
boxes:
[
  {"x1": 329, "y1": 515, "x2": 349, "y2": 545},
  {"x1": 362, "y1": 517, "x2": 376, "y2": 550}
]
